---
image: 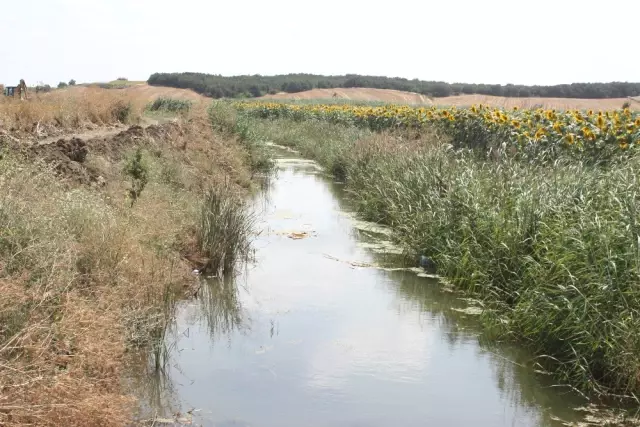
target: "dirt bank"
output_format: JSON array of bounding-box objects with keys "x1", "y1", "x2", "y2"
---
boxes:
[{"x1": 0, "y1": 112, "x2": 252, "y2": 426}]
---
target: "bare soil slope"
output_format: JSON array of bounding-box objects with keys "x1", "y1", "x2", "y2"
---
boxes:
[
  {"x1": 61, "y1": 84, "x2": 204, "y2": 102},
  {"x1": 120, "y1": 83, "x2": 204, "y2": 101},
  {"x1": 433, "y1": 94, "x2": 638, "y2": 110},
  {"x1": 261, "y1": 88, "x2": 432, "y2": 104},
  {"x1": 67, "y1": 83, "x2": 202, "y2": 101},
  {"x1": 261, "y1": 87, "x2": 639, "y2": 110}
]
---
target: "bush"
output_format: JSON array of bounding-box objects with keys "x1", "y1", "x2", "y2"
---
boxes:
[
  {"x1": 123, "y1": 148, "x2": 148, "y2": 206},
  {"x1": 35, "y1": 84, "x2": 52, "y2": 93},
  {"x1": 57, "y1": 82, "x2": 68, "y2": 89},
  {"x1": 68, "y1": 79, "x2": 76, "y2": 86},
  {"x1": 146, "y1": 97, "x2": 192, "y2": 113},
  {"x1": 112, "y1": 101, "x2": 132, "y2": 123}
]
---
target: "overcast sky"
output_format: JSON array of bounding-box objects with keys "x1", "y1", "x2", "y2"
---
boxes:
[{"x1": 2, "y1": 0, "x2": 638, "y2": 87}]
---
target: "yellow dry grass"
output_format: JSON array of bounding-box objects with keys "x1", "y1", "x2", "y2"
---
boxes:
[
  {"x1": 0, "y1": 88, "x2": 143, "y2": 135},
  {"x1": 0, "y1": 84, "x2": 208, "y2": 139},
  {"x1": 0, "y1": 93, "x2": 250, "y2": 426}
]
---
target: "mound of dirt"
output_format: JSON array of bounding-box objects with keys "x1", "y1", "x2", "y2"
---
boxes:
[
  {"x1": 54, "y1": 137, "x2": 88, "y2": 162},
  {"x1": 23, "y1": 123, "x2": 185, "y2": 185}
]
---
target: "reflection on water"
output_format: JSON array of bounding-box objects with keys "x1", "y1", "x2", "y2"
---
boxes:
[
  {"x1": 196, "y1": 277, "x2": 244, "y2": 340},
  {"x1": 133, "y1": 154, "x2": 595, "y2": 427}
]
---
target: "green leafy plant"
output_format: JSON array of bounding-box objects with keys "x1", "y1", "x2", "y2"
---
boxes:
[
  {"x1": 123, "y1": 148, "x2": 148, "y2": 207},
  {"x1": 146, "y1": 97, "x2": 192, "y2": 113}
]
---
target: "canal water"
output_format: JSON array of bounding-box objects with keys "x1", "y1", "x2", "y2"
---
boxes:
[{"x1": 140, "y1": 152, "x2": 591, "y2": 427}]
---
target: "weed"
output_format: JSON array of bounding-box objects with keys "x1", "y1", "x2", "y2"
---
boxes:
[
  {"x1": 123, "y1": 148, "x2": 149, "y2": 207},
  {"x1": 208, "y1": 101, "x2": 274, "y2": 175},
  {"x1": 197, "y1": 181, "x2": 253, "y2": 276},
  {"x1": 146, "y1": 97, "x2": 192, "y2": 114}
]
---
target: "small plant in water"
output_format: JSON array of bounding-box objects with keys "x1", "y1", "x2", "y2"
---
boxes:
[
  {"x1": 197, "y1": 181, "x2": 253, "y2": 276},
  {"x1": 123, "y1": 148, "x2": 148, "y2": 207}
]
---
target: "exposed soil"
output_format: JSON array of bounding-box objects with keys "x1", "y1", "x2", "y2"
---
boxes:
[
  {"x1": 261, "y1": 88, "x2": 433, "y2": 104},
  {"x1": 260, "y1": 88, "x2": 640, "y2": 110},
  {"x1": 431, "y1": 94, "x2": 639, "y2": 110},
  {"x1": 2, "y1": 122, "x2": 186, "y2": 186}
]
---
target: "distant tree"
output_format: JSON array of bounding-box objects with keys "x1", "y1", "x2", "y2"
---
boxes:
[
  {"x1": 248, "y1": 85, "x2": 263, "y2": 97},
  {"x1": 69, "y1": 79, "x2": 76, "y2": 86},
  {"x1": 35, "y1": 84, "x2": 52, "y2": 93},
  {"x1": 146, "y1": 72, "x2": 640, "y2": 100},
  {"x1": 58, "y1": 82, "x2": 68, "y2": 89},
  {"x1": 116, "y1": 77, "x2": 128, "y2": 81},
  {"x1": 430, "y1": 82, "x2": 453, "y2": 97}
]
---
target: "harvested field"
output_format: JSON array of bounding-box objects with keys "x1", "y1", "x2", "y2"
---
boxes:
[
  {"x1": 260, "y1": 88, "x2": 640, "y2": 110},
  {"x1": 261, "y1": 88, "x2": 432, "y2": 104},
  {"x1": 118, "y1": 83, "x2": 204, "y2": 101},
  {"x1": 433, "y1": 94, "x2": 639, "y2": 110}
]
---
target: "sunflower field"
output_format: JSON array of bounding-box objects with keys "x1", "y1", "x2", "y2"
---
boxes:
[{"x1": 235, "y1": 101, "x2": 640, "y2": 161}]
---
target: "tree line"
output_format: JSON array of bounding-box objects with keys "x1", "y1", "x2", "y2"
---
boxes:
[{"x1": 147, "y1": 72, "x2": 640, "y2": 99}]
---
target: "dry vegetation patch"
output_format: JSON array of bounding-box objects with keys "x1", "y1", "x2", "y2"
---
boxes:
[{"x1": 0, "y1": 93, "x2": 252, "y2": 426}]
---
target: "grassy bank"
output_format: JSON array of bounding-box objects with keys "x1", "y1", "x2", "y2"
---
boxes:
[
  {"x1": 0, "y1": 95, "x2": 256, "y2": 426},
  {"x1": 212, "y1": 102, "x2": 640, "y2": 399}
]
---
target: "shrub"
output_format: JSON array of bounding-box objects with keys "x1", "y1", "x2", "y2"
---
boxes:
[
  {"x1": 146, "y1": 97, "x2": 192, "y2": 113},
  {"x1": 112, "y1": 101, "x2": 132, "y2": 123},
  {"x1": 123, "y1": 148, "x2": 148, "y2": 206}
]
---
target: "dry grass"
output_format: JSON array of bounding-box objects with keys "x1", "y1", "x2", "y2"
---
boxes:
[
  {"x1": 0, "y1": 93, "x2": 252, "y2": 426},
  {"x1": 0, "y1": 84, "x2": 207, "y2": 139},
  {"x1": 0, "y1": 88, "x2": 143, "y2": 135}
]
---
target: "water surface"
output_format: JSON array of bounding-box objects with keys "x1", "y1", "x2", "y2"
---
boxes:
[{"x1": 140, "y1": 153, "x2": 590, "y2": 427}]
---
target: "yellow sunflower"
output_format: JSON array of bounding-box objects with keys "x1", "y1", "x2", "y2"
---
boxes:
[{"x1": 534, "y1": 127, "x2": 546, "y2": 140}]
